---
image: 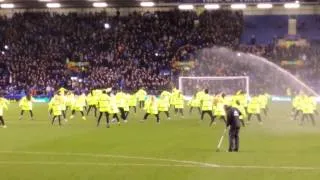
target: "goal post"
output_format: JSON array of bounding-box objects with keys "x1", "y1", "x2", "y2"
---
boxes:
[{"x1": 178, "y1": 76, "x2": 250, "y2": 97}]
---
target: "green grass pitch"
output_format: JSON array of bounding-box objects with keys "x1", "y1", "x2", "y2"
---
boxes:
[{"x1": 0, "y1": 102, "x2": 320, "y2": 180}]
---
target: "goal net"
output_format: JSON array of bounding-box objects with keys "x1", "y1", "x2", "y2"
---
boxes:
[{"x1": 178, "y1": 76, "x2": 249, "y2": 97}]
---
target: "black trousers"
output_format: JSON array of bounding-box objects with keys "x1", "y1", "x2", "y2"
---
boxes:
[
  {"x1": 118, "y1": 108, "x2": 128, "y2": 120},
  {"x1": 72, "y1": 110, "x2": 84, "y2": 116},
  {"x1": 0, "y1": 116, "x2": 5, "y2": 125},
  {"x1": 229, "y1": 127, "x2": 240, "y2": 152},
  {"x1": 20, "y1": 110, "x2": 33, "y2": 118},
  {"x1": 201, "y1": 110, "x2": 214, "y2": 121},
  {"x1": 51, "y1": 109, "x2": 65, "y2": 119},
  {"x1": 159, "y1": 111, "x2": 170, "y2": 118},
  {"x1": 211, "y1": 115, "x2": 226, "y2": 126},
  {"x1": 87, "y1": 105, "x2": 97, "y2": 117},
  {"x1": 52, "y1": 115, "x2": 61, "y2": 126},
  {"x1": 62, "y1": 110, "x2": 66, "y2": 119},
  {"x1": 112, "y1": 114, "x2": 120, "y2": 122},
  {"x1": 174, "y1": 108, "x2": 184, "y2": 116},
  {"x1": 189, "y1": 107, "x2": 201, "y2": 114},
  {"x1": 301, "y1": 114, "x2": 316, "y2": 126},
  {"x1": 293, "y1": 110, "x2": 302, "y2": 120},
  {"x1": 97, "y1": 112, "x2": 109, "y2": 126},
  {"x1": 139, "y1": 101, "x2": 145, "y2": 108},
  {"x1": 143, "y1": 113, "x2": 160, "y2": 123},
  {"x1": 248, "y1": 113, "x2": 262, "y2": 122},
  {"x1": 262, "y1": 107, "x2": 268, "y2": 116}
]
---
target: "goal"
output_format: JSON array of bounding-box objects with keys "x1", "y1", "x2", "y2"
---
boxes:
[{"x1": 178, "y1": 76, "x2": 250, "y2": 97}]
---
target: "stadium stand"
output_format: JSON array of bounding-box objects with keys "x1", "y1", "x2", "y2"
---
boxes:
[
  {"x1": 0, "y1": 10, "x2": 319, "y2": 96},
  {"x1": 241, "y1": 15, "x2": 288, "y2": 45}
]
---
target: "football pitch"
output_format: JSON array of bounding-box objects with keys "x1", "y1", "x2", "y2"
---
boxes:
[{"x1": 0, "y1": 102, "x2": 320, "y2": 180}]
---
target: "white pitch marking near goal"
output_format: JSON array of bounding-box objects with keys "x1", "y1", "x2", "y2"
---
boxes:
[
  {"x1": 0, "y1": 151, "x2": 319, "y2": 170},
  {"x1": 178, "y1": 76, "x2": 250, "y2": 97}
]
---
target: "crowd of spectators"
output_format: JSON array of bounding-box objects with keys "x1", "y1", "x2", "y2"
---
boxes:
[
  {"x1": 0, "y1": 9, "x2": 319, "y2": 96},
  {"x1": 0, "y1": 10, "x2": 243, "y2": 95}
]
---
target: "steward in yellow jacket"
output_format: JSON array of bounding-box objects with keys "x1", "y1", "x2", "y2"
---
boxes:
[
  {"x1": 0, "y1": 96, "x2": 8, "y2": 128},
  {"x1": 19, "y1": 94, "x2": 34, "y2": 120},
  {"x1": 86, "y1": 90, "x2": 98, "y2": 117},
  {"x1": 142, "y1": 96, "x2": 160, "y2": 123}
]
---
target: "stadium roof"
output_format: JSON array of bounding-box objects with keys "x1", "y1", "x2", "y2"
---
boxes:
[{"x1": 0, "y1": 0, "x2": 318, "y2": 9}]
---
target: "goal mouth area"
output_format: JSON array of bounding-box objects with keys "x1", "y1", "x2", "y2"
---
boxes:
[{"x1": 178, "y1": 76, "x2": 250, "y2": 99}]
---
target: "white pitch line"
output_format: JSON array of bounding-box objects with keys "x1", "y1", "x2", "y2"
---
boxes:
[
  {"x1": 0, "y1": 151, "x2": 319, "y2": 170},
  {"x1": 0, "y1": 151, "x2": 219, "y2": 167},
  {"x1": 220, "y1": 165, "x2": 320, "y2": 170},
  {"x1": 0, "y1": 160, "x2": 318, "y2": 171},
  {"x1": 0, "y1": 161, "x2": 200, "y2": 168}
]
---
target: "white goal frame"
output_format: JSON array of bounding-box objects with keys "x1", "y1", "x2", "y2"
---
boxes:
[{"x1": 178, "y1": 76, "x2": 250, "y2": 96}]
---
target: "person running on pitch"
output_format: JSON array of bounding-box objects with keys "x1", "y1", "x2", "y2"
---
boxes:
[
  {"x1": 86, "y1": 90, "x2": 98, "y2": 117},
  {"x1": 141, "y1": 96, "x2": 160, "y2": 124},
  {"x1": 70, "y1": 92, "x2": 86, "y2": 120},
  {"x1": 300, "y1": 95, "x2": 316, "y2": 126},
  {"x1": 188, "y1": 94, "x2": 201, "y2": 114},
  {"x1": 211, "y1": 93, "x2": 227, "y2": 126},
  {"x1": 0, "y1": 93, "x2": 9, "y2": 128},
  {"x1": 158, "y1": 94, "x2": 171, "y2": 120},
  {"x1": 200, "y1": 89, "x2": 215, "y2": 123},
  {"x1": 65, "y1": 91, "x2": 75, "y2": 114},
  {"x1": 97, "y1": 90, "x2": 112, "y2": 128},
  {"x1": 49, "y1": 96, "x2": 63, "y2": 126},
  {"x1": 136, "y1": 88, "x2": 147, "y2": 109},
  {"x1": 19, "y1": 94, "x2": 35, "y2": 120},
  {"x1": 128, "y1": 92, "x2": 137, "y2": 113},
  {"x1": 116, "y1": 90, "x2": 129, "y2": 123},
  {"x1": 247, "y1": 94, "x2": 262, "y2": 124},
  {"x1": 174, "y1": 92, "x2": 184, "y2": 118},
  {"x1": 292, "y1": 91, "x2": 304, "y2": 120},
  {"x1": 109, "y1": 90, "x2": 121, "y2": 125},
  {"x1": 233, "y1": 100, "x2": 246, "y2": 127}
]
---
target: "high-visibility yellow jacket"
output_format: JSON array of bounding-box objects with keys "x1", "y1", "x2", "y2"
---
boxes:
[
  {"x1": 0, "y1": 98, "x2": 8, "y2": 116},
  {"x1": 174, "y1": 95, "x2": 184, "y2": 109},
  {"x1": 86, "y1": 93, "x2": 98, "y2": 106},
  {"x1": 19, "y1": 96, "x2": 33, "y2": 111},
  {"x1": 201, "y1": 94, "x2": 213, "y2": 111},
  {"x1": 247, "y1": 96, "x2": 261, "y2": 114}
]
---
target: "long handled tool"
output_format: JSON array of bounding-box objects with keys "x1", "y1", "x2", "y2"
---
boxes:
[{"x1": 216, "y1": 128, "x2": 227, "y2": 152}]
